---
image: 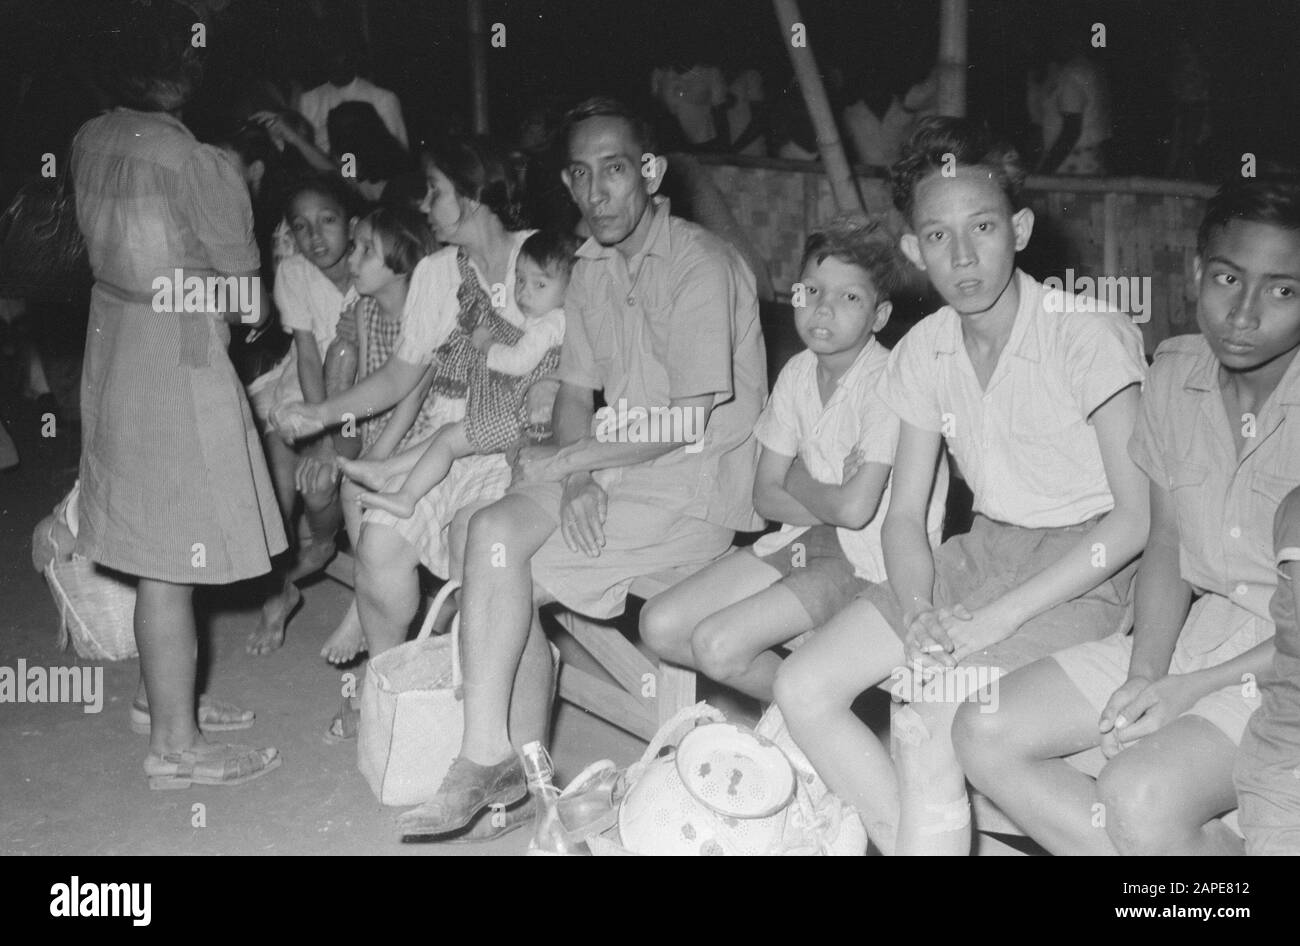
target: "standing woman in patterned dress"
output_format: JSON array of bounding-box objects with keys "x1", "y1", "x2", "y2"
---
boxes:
[{"x1": 72, "y1": 4, "x2": 283, "y2": 787}]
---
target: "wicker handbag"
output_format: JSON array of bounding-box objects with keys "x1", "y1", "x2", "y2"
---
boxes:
[
  {"x1": 0, "y1": 165, "x2": 93, "y2": 301},
  {"x1": 34, "y1": 483, "x2": 138, "y2": 662}
]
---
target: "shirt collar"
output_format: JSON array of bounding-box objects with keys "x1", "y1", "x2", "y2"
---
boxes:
[
  {"x1": 933, "y1": 270, "x2": 1041, "y2": 362},
  {"x1": 1184, "y1": 338, "x2": 1300, "y2": 405},
  {"x1": 576, "y1": 196, "x2": 672, "y2": 262},
  {"x1": 836, "y1": 336, "x2": 885, "y2": 389}
]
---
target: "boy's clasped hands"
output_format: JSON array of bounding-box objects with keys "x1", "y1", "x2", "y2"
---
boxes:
[
  {"x1": 1096, "y1": 673, "x2": 1204, "y2": 758},
  {"x1": 902, "y1": 601, "x2": 1020, "y2": 671}
]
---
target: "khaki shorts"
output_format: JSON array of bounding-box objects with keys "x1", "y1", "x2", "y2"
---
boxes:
[
  {"x1": 1053, "y1": 594, "x2": 1266, "y2": 743},
  {"x1": 859, "y1": 514, "x2": 1135, "y2": 674},
  {"x1": 748, "y1": 525, "x2": 873, "y2": 626},
  {"x1": 511, "y1": 479, "x2": 733, "y2": 621}
]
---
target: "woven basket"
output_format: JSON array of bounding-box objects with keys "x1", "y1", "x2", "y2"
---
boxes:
[
  {"x1": 44, "y1": 558, "x2": 138, "y2": 661},
  {"x1": 33, "y1": 486, "x2": 138, "y2": 662}
]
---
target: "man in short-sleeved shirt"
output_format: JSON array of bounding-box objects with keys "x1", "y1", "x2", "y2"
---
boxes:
[
  {"x1": 397, "y1": 99, "x2": 765, "y2": 842},
  {"x1": 1056, "y1": 334, "x2": 1300, "y2": 743}
]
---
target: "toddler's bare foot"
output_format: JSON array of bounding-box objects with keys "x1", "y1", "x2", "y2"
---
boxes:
[
  {"x1": 247, "y1": 583, "x2": 302, "y2": 655},
  {"x1": 337, "y1": 456, "x2": 393, "y2": 492},
  {"x1": 357, "y1": 490, "x2": 417, "y2": 519},
  {"x1": 321, "y1": 599, "x2": 367, "y2": 665}
]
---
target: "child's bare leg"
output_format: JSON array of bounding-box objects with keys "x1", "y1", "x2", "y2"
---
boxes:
[
  {"x1": 773, "y1": 598, "x2": 906, "y2": 854},
  {"x1": 338, "y1": 447, "x2": 421, "y2": 492},
  {"x1": 135, "y1": 578, "x2": 201, "y2": 755},
  {"x1": 639, "y1": 550, "x2": 783, "y2": 666},
  {"x1": 893, "y1": 697, "x2": 973, "y2": 855},
  {"x1": 263, "y1": 432, "x2": 299, "y2": 526},
  {"x1": 359, "y1": 423, "x2": 472, "y2": 519},
  {"x1": 688, "y1": 583, "x2": 814, "y2": 701},
  {"x1": 299, "y1": 475, "x2": 342, "y2": 563},
  {"x1": 1095, "y1": 716, "x2": 1243, "y2": 855},
  {"x1": 953, "y1": 658, "x2": 1117, "y2": 855}
]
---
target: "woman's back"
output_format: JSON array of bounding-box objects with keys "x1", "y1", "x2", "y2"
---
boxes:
[{"x1": 73, "y1": 108, "x2": 256, "y2": 293}]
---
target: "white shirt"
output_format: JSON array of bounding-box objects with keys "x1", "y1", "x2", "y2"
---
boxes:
[
  {"x1": 487, "y1": 307, "x2": 565, "y2": 375},
  {"x1": 394, "y1": 231, "x2": 533, "y2": 367},
  {"x1": 298, "y1": 77, "x2": 409, "y2": 155},
  {"x1": 274, "y1": 254, "x2": 346, "y2": 359},
  {"x1": 751, "y1": 340, "x2": 948, "y2": 582},
  {"x1": 877, "y1": 270, "x2": 1146, "y2": 529}
]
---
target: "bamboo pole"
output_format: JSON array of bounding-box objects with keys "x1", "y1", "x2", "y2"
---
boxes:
[
  {"x1": 467, "y1": 0, "x2": 489, "y2": 135},
  {"x1": 772, "y1": 0, "x2": 864, "y2": 215},
  {"x1": 936, "y1": 0, "x2": 968, "y2": 117}
]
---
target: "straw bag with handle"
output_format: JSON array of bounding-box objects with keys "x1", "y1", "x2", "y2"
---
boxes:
[
  {"x1": 34, "y1": 482, "x2": 138, "y2": 661},
  {"x1": 358, "y1": 580, "x2": 466, "y2": 806}
]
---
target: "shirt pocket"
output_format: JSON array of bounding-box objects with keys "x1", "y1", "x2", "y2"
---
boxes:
[
  {"x1": 1251, "y1": 472, "x2": 1297, "y2": 539},
  {"x1": 1166, "y1": 459, "x2": 1209, "y2": 545}
]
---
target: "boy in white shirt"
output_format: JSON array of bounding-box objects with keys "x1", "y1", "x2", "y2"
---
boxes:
[
  {"x1": 641, "y1": 218, "x2": 947, "y2": 701},
  {"x1": 349, "y1": 230, "x2": 571, "y2": 518}
]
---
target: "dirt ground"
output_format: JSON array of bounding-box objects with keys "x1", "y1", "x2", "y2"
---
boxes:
[{"x1": 0, "y1": 352, "x2": 652, "y2": 856}]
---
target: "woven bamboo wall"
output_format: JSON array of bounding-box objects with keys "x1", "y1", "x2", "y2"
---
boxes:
[{"x1": 698, "y1": 156, "x2": 1213, "y2": 353}]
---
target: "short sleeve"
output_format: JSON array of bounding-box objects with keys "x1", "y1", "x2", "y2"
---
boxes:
[
  {"x1": 665, "y1": 250, "x2": 746, "y2": 401},
  {"x1": 394, "y1": 249, "x2": 460, "y2": 365},
  {"x1": 1063, "y1": 312, "x2": 1147, "y2": 418},
  {"x1": 1275, "y1": 486, "x2": 1300, "y2": 563},
  {"x1": 855, "y1": 393, "x2": 901, "y2": 466},
  {"x1": 274, "y1": 257, "x2": 315, "y2": 335},
  {"x1": 181, "y1": 145, "x2": 258, "y2": 275},
  {"x1": 1127, "y1": 352, "x2": 1170, "y2": 488},
  {"x1": 752, "y1": 357, "x2": 803, "y2": 457},
  {"x1": 557, "y1": 267, "x2": 603, "y2": 390},
  {"x1": 875, "y1": 325, "x2": 944, "y2": 432}
]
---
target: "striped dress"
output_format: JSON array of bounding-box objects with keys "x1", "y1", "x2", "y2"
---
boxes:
[{"x1": 71, "y1": 108, "x2": 286, "y2": 583}]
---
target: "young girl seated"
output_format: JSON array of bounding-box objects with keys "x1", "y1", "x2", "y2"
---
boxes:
[
  {"x1": 640, "y1": 219, "x2": 946, "y2": 701},
  {"x1": 956, "y1": 179, "x2": 1300, "y2": 855},
  {"x1": 246, "y1": 175, "x2": 362, "y2": 654},
  {"x1": 297, "y1": 203, "x2": 439, "y2": 669},
  {"x1": 341, "y1": 229, "x2": 572, "y2": 517}
]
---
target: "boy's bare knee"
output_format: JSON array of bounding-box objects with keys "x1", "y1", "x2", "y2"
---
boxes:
[
  {"x1": 638, "y1": 598, "x2": 682, "y2": 658},
  {"x1": 951, "y1": 699, "x2": 1002, "y2": 770},
  {"x1": 690, "y1": 619, "x2": 747, "y2": 682},
  {"x1": 773, "y1": 657, "x2": 826, "y2": 720},
  {"x1": 1097, "y1": 758, "x2": 1179, "y2": 854}
]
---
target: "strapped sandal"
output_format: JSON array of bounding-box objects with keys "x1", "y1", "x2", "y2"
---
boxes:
[
  {"x1": 130, "y1": 694, "x2": 255, "y2": 735},
  {"x1": 144, "y1": 743, "x2": 281, "y2": 790}
]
